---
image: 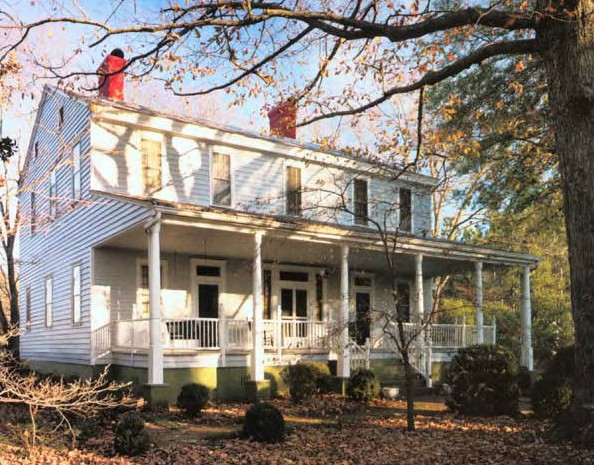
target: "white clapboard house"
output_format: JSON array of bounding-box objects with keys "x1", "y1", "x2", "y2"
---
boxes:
[{"x1": 18, "y1": 56, "x2": 538, "y2": 402}]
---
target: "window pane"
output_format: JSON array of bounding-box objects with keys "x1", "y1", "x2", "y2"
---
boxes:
[
  {"x1": 279, "y1": 271, "x2": 308, "y2": 282},
  {"x1": 354, "y1": 276, "x2": 372, "y2": 287},
  {"x1": 141, "y1": 138, "x2": 162, "y2": 192},
  {"x1": 286, "y1": 167, "x2": 302, "y2": 216},
  {"x1": 281, "y1": 289, "x2": 293, "y2": 317},
  {"x1": 213, "y1": 179, "x2": 231, "y2": 206},
  {"x1": 354, "y1": 179, "x2": 368, "y2": 225},
  {"x1": 198, "y1": 284, "x2": 219, "y2": 318},
  {"x1": 296, "y1": 289, "x2": 308, "y2": 318},
  {"x1": 263, "y1": 270, "x2": 272, "y2": 319},
  {"x1": 396, "y1": 282, "x2": 410, "y2": 322},
  {"x1": 399, "y1": 188, "x2": 412, "y2": 232},
  {"x1": 196, "y1": 265, "x2": 221, "y2": 277}
]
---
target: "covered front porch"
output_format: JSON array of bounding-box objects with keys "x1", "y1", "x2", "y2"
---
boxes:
[{"x1": 89, "y1": 203, "x2": 537, "y2": 394}]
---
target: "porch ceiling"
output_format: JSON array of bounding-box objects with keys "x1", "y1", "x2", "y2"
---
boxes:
[{"x1": 98, "y1": 223, "x2": 496, "y2": 277}]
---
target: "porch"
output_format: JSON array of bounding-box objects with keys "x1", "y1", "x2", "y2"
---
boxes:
[{"x1": 89, "y1": 203, "x2": 537, "y2": 393}]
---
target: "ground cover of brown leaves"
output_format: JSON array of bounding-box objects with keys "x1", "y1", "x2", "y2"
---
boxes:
[{"x1": 1, "y1": 396, "x2": 593, "y2": 465}]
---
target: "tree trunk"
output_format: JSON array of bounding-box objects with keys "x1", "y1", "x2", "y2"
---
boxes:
[
  {"x1": 536, "y1": 0, "x2": 594, "y2": 443},
  {"x1": 401, "y1": 350, "x2": 416, "y2": 431}
]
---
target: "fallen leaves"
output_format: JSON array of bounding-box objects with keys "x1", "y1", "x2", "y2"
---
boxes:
[{"x1": 0, "y1": 396, "x2": 593, "y2": 465}]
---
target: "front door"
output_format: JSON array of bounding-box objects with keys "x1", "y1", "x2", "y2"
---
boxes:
[
  {"x1": 355, "y1": 292, "x2": 371, "y2": 345},
  {"x1": 281, "y1": 287, "x2": 308, "y2": 338},
  {"x1": 198, "y1": 284, "x2": 219, "y2": 318}
]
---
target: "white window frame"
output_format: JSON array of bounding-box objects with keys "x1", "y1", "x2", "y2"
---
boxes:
[
  {"x1": 49, "y1": 170, "x2": 57, "y2": 219},
  {"x1": 72, "y1": 264, "x2": 82, "y2": 325},
  {"x1": 352, "y1": 177, "x2": 369, "y2": 226},
  {"x1": 398, "y1": 187, "x2": 414, "y2": 233},
  {"x1": 45, "y1": 276, "x2": 53, "y2": 328},
  {"x1": 139, "y1": 131, "x2": 165, "y2": 195},
  {"x1": 284, "y1": 161, "x2": 304, "y2": 216},
  {"x1": 72, "y1": 143, "x2": 81, "y2": 200},
  {"x1": 136, "y1": 258, "x2": 169, "y2": 319},
  {"x1": 190, "y1": 258, "x2": 227, "y2": 318},
  {"x1": 209, "y1": 148, "x2": 234, "y2": 207}
]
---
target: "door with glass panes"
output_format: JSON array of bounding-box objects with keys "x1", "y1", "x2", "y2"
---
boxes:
[
  {"x1": 192, "y1": 262, "x2": 224, "y2": 347},
  {"x1": 279, "y1": 270, "x2": 309, "y2": 338}
]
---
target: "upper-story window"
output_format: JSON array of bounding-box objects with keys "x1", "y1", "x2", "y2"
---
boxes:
[
  {"x1": 72, "y1": 143, "x2": 81, "y2": 200},
  {"x1": 49, "y1": 170, "x2": 57, "y2": 219},
  {"x1": 58, "y1": 107, "x2": 65, "y2": 131},
  {"x1": 141, "y1": 137, "x2": 162, "y2": 194},
  {"x1": 399, "y1": 187, "x2": 412, "y2": 232},
  {"x1": 212, "y1": 152, "x2": 231, "y2": 206},
  {"x1": 286, "y1": 166, "x2": 302, "y2": 216},
  {"x1": 353, "y1": 179, "x2": 368, "y2": 226},
  {"x1": 30, "y1": 192, "x2": 37, "y2": 235}
]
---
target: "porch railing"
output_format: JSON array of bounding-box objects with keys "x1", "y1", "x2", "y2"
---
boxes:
[{"x1": 91, "y1": 318, "x2": 495, "y2": 359}]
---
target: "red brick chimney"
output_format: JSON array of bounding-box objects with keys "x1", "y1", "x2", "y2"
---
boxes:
[
  {"x1": 268, "y1": 101, "x2": 297, "y2": 139},
  {"x1": 97, "y1": 48, "x2": 126, "y2": 101}
]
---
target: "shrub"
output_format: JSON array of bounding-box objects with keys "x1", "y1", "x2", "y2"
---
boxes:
[
  {"x1": 347, "y1": 369, "x2": 380, "y2": 402},
  {"x1": 445, "y1": 344, "x2": 519, "y2": 416},
  {"x1": 76, "y1": 418, "x2": 102, "y2": 444},
  {"x1": 114, "y1": 411, "x2": 149, "y2": 456},
  {"x1": 177, "y1": 383, "x2": 210, "y2": 417},
  {"x1": 532, "y1": 345, "x2": 574, "y2": 418},
  {"x1": 282, "y1": 362, "x2": 331, "y2": 403},
  {"x1": 243, "y1": 402, "x2": 285, "y2": 443}
]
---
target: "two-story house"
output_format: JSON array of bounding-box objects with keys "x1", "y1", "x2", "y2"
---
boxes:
[{"x1": 18, "y1": 53, "x2": 538, "y2": 403}]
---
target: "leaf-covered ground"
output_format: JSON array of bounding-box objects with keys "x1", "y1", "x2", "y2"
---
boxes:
[{"x1": 1, "y1": 396, "x2": 593, "y2": 465}]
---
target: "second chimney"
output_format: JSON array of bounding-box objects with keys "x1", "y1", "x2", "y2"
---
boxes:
[
  {"x1": 98, "y1": 48, "x2": 126, "y2": 101},
  {"x1": 268, "y1": 101, "x2": 297, "y2": 139}
]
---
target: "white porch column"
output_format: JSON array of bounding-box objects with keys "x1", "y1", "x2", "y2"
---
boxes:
[
  {"x1": 251, "y1": 231, "x2": 265, "y2": 382},
  {"x1": 147, "y1": 219, "x2": 163, "y2": 385},
  {"x1": 520, "y1": 265, "x2": 534, "y2": 370},
  {"x1": 415, "y1": 254, "x2": 424, "y2": 321},
  {"x1": 475, "y1": 261, "x2": 485, "y2": 344},
  {"x1": 337, "y1": 245, "x2": 350, "y2": 379}
]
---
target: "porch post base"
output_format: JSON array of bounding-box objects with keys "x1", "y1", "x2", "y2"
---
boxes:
[
  {"x1": 245, "y1": 380, "x2": 271, "y2": 403},
  {"x1": 143, "y1": 383, "x2": 170, "y2": 411}
]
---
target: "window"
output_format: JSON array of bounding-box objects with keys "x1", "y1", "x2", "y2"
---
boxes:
[
  {"x1": 30, "y1": 192, "x2": 37, "y2": 235},
  {"x1": 279, "y1": 271, "x2": 308, "y2": 282},
  {"x1": 49, "y1": 170, "x2": 57, "y2": 219},
  {"x1": 196, "y1": 265, "x2": 221, "y2": 277},
  {"x1": 286, "y1": 166, "x2": 302, "y2": 216},
  {"x1": 315, "y1": 273, "x2": 324, "y2": 321},
  {"x1": 263, "y1": 269, "x2": 272, "y2": 320},
  {"x1": 354, "y1": 276, "x2": 372, "y2": 287},
  {"x1": 211, "y1": 152, "x2": 231, "y2": 206},
  {"x1": 45, "y1": 277, "x2": 53, "y2": 327},
  {"x1": 396, "y1": 282, "x2": 410, "y2": 322},
  {"x1": 137, "y1": 260, "x2": 167, "y2": 318},
  {"x1": 72, "y1": 265, "x2": 81, "y2": 325},
  {"x1": 34, "y1": 141, "x2": 39, "y2": 159},
  {"x1": 141, "y1": 137, "x2": 162, "y2": 193},
  {"x1": 399, "y1": 187, "x2": 412, "y2": 232},
  {"x1": 72, "y1": 143, "x2": 81, "y2": 200},
  {"x1": 25, "y1": 287, "x2": 31, "y2": 329},
  {"x1": 353, "y1": 179, "x2": 368, "y2": 225},
  {"x1": 58, "y1": 107, "x2": 65, "y2": 131}
]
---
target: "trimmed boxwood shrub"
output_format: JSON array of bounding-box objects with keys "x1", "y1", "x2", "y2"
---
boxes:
[
  {"x1": 532, "y1": 345, "x2": 574, "y2": 418},
  {"x1": 114, "y1": 411, "x2": 149, "y2": 456},
  {"x1": 347, "y1": 369, "x2": 380, "y2": 402},
  {"x1": 177, "y1": 383, "x2": 210, "y2": 417},
  {"x1": 282, "y1": 362, "x2": 331, "y2": 403},
  {"x1": 243, "y1": 402, "x2": 285, "y2": 443},
  {"x1": 445, "y1": 344, "x2": 519, "y2": 416}
]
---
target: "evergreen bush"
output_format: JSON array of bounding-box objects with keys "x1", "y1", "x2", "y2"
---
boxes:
[
  {"x1": 346, "y1": 369, "x2": 380, "y2": 402},
  {"x1": 532, "y1": 345, "x2": 574, "y2": 418},
  {"x1": 114, "y1": 411, "x2": 149, "y2": 456},
  {"x1": 177, "y1": 383, "x2": 210, "y2": 417},
  {"x1": 243, "y1": 402, "x2": 285, "y2": 443},
  {"x1": 282, "y1": 362, "x2": 331, "y2": 403},
  {"x1": 445, "y1": 344, "x2": 519, "y2": 416}
]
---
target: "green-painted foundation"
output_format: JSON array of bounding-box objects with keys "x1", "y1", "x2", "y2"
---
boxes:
[{"x1": 245, "y1": 380, "x2": 271, "y2": 402}]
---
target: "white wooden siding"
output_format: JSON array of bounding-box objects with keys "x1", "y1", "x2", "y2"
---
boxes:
[{"x1": 19, "y1": 88, "x2": 150, "y2": 365}]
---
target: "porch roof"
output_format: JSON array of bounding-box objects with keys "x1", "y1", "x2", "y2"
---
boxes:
[{"x1": 95, "y1": 191, "x2": 539, "y2": 276}]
